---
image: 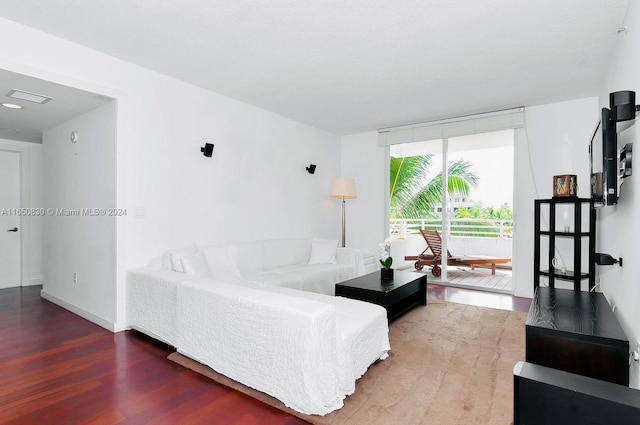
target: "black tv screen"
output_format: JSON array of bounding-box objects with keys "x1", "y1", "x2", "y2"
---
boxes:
[{"x1": 590, "y1": 108, "x2": 618, "y2": 206}]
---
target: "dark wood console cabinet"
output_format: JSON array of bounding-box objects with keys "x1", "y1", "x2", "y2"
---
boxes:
[{"x1": 526, "y1": 287, "x2": 629, "y2": 386}]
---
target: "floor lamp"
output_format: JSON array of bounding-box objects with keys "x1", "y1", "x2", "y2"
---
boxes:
[{"x1": 330, "y1": 178, "x2": 357, "y2": 247}]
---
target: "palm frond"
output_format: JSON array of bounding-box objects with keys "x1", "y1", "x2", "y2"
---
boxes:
[
  {"x1": 389, "y1": 155, "x2": 432, "y2": 216},
  {"x1": 390, "y1": 156, "x2": 479, "y2": 219}
]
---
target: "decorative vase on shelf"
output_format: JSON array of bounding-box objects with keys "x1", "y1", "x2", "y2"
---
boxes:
[{"x1": 381, "y1": 267, "x2": 394, "y2": 281}]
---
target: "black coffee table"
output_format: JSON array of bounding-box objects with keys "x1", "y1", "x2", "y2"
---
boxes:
[{"x1": 335, "y1": 270, "x2": 427, "y2": 322}]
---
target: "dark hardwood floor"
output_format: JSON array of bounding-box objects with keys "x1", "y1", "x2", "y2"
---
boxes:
[{"x1": 0, "y1": 284, "x2": 530, "y2": 424}]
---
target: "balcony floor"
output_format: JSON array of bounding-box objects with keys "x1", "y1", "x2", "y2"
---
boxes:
[{"x1": 401, "y1": 264, "x2": 513, "y2": 294}]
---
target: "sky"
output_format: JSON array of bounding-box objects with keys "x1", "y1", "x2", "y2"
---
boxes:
[{"x1": 448, "y1": 146, "x2": 513, "y2": 208}]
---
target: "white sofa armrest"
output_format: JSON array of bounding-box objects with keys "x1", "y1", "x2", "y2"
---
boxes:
[
  {"x1": 128, "y1": 266, "x2": 198, "y2": 285},
  {"x1": 126, "y1": 266, "x2": 199, "y2": 345}
]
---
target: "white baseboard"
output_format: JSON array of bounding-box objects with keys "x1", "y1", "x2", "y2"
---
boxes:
[
  {"x1": 23, "y1": 278, "x2": 43, "y2": 287},
  {"x1": 40, "y1": 290, "x2": 117, "y2": 332}
]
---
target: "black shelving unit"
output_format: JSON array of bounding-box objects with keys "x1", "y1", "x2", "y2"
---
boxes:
[{"x1": 534, "y1": 198, "x2": 596, "y2": 291}]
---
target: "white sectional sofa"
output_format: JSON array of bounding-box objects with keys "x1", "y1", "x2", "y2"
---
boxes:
[{"x1": 126, "y1": 238, "x2": 388, "y2": 415}]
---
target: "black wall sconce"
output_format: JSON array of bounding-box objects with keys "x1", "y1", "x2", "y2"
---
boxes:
[
  {"x1": 306, "y1": 164, "x2": 316, "y2": 174},
  {"x1": 595, "y1": 253, "x2": 623, "y2": 267},
  {"x1": 201, "y1": 143, "x2": 214, "y2": 157}
]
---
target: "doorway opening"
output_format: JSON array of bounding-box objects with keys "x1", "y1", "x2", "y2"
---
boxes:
[
  {"x1": 0, "y1": 150, "x2": 21, "y2": 289},
  {"x1": 0, "y1": 67, "x2": 116, "y2": 302}
]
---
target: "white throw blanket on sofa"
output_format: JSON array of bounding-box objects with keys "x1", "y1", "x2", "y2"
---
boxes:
[
  {"x1": 176, "y1": 279, "x2": 388, "y2": 415},
  {"x1": 261, "y1": 285, "x2": 390, "y2": 395},
  {"x1": 127, "y1": 266, "x2": 198, "y2": 346}
]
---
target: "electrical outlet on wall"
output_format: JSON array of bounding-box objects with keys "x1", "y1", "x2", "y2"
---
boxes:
[
  {"x1": 135, "y1": 207, "x2": 146, "y2": 218},
  {"x1": 73, "y1": 272, "x2": 78, "y2": 284},
  {"x1": 631, "y1": 341, "x2": 640, "y2": 389}
]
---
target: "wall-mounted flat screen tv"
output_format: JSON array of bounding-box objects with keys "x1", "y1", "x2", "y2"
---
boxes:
[
  {"x1": 589, "y1": 118, "x2": 603, "y2": 205},
  {"x1": 591, "y1": 95, "x2": 636, "y2": 207}
]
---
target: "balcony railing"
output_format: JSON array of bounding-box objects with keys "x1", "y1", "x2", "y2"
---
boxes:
[{"x1": 390, "y1": 218, "x2": 513, "y2": 239}]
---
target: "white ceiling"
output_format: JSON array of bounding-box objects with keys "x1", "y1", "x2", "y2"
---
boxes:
[{"x1": 0, "y1": 0, "x2": 630, "y2": 136}]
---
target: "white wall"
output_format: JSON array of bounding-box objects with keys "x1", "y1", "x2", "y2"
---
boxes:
[
  {"x1": 599, "y1": 0, "x2": 640, "y2": 388},
  {"x1": 0, "y1": 17, "x2": 342, "y2": 331},
  {"x1": 41, "y1": 102, "x2": 117, "y2": 327},
  {"x1": 340, "y1": 131, "x2": 387, "y2": 255},
  {"x1": 127, "y1": 83, "x2": 341, "y2": 255},
  {"x1": 341, "y1": 97, "x2": 598, "y2": 297},
  {"x1": 0, "y1": 138, "x2": 43, "y2": 286}
]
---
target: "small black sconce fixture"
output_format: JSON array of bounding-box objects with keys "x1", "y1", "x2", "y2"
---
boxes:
[
  {"x1": 595, "y1": 253, "x2": 623, "y2": 267},
  {"x1": 306, "y1": 164, "x2": 316, "y2": 174},
  {"x1": 200, "y1": 143, "x2": 214, "y2": 157}
]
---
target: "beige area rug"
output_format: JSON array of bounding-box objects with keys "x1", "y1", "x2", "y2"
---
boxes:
[{"x1": 168, "y1": 301, "x2": 526, "y2": 425}]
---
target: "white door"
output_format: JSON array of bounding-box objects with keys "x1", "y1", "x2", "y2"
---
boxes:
[{"x1": 0, "y1": 150, "x2": 21, "y2": 289}]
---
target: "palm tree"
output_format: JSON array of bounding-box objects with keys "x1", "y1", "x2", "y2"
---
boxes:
[{"x1": 390, "y1": 155, "x2": 479, "y2": 218}]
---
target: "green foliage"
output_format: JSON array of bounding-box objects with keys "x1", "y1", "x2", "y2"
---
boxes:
[
  {"x1": 453, "y1": 204, "x2": 513, "y2": 220},
  {"x1": 389, "y1": 155, "x2": 479, "y2": 219},
  {"x1": 451, "y1": 204, "x2": 513, "y2": 238},
  {"x1": 379, "y1": 257, "x2": 393, "y2": 269}
]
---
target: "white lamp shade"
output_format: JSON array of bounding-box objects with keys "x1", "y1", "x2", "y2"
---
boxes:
[{"x1": 330, "y1": 178, "x2": 357, "y2": 199}]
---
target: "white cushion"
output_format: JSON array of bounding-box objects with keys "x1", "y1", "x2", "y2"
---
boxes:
[
  {"x1": 180, "y1": 251, "x2": 212, "y2": 278},
  {"x1": 235, "y1": 242, "x2": 264, "y2": 275},
  {"x1": 171, "y1": 246, "x2": 199, "y2": 273},
  {"x1": 362, "y1": 250, "x2": 376, "y2": 265},
  {"x1": 161, "y1": 245, "x2": 198, "y2": 272},
  {"x1": 200, "y1": 244, "x2": 242, "y2": 280},
  {"x1": 308, "y1": 238, "x2": 338, "y2": 265},
  {"x1": 263, "y1": 239, "x2": 309, "y2": 270}
]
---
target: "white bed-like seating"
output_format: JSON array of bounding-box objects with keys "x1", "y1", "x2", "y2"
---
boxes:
[{"x1": 176, "y1": 279, "x2": 389, "y2": 415}]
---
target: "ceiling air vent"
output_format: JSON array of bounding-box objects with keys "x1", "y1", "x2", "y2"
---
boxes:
[{"x1": 6, "y1": 89, "x2": 52, "y2": 104}]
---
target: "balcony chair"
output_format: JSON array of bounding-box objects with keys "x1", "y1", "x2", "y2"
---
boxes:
[{"x1": 404, "y1": 229, "x2": 511, "y2": 276}]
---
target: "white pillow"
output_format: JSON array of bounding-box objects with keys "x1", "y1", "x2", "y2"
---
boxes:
[
  {"x1": 170, "y1": 246, "x2": 199, "y2": 273},
  {"x1": 201, "y1": 244, "x2": 242, "y2": 280},
  {"x1": 308, "y1": 238, "x2": 338, "y2": 265},
  {"x1": 161, "y1": 245, "x2": 198, "y2": 272},
  {"x1": 180, "y1": 251, "x2": 212, "y2": 277}
]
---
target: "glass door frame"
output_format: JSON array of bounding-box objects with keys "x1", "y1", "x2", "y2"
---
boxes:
[{"x1": 440, "y1": 138, "x2": 450, "y2": 282}]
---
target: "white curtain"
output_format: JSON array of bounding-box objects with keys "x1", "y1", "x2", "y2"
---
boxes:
[{"x1": 378, "y1": 107, "x2": 524, "y2": 146}]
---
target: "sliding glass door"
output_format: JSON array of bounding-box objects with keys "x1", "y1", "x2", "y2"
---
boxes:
[{"x1": 389, "y1": 129, "x2": 514, "y2": 292}]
